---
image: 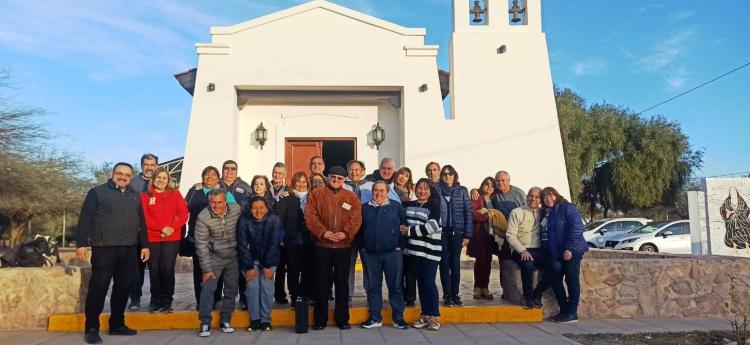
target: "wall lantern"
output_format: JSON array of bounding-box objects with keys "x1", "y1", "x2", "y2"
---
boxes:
[
  {"x1": 207, "y1": 83, "x2": 215, "y2": 92},
  {"x1": 371, "y1": 122, "x2": 385, "y2": 150},
  {"x1": 497, "y1": 45, "x2": 507, "y2": 54},
  {"x1": 255, "y1": 122, "x2": 267, "y2": 149},
  {"x1": 419, "y1": 84, "x2": 429, "y2": 92}
]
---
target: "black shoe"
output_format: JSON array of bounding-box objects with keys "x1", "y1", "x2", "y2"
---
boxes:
[
  {"x1": 337, "y1": 323, "x2": 351, "y2": 330},
  {"x1": 555, "y1": 314, "x2": 579, "y2": 323},
  {"x1": 532, "y1": 295, "x2": 543, "y2": 309},
  {"x1": 522, "y1": 297, "x2": 534, "y2": 309},
  {"x1": 260, "y1": 322, "x2": 273, "y2": 331},
  {"x1": 451, "y1": 295, "x2": 463, "y2": 307},
  {"x1": 549, "y1": 313, "x2": 565, "y2": 322},
  {"x1": 108, "y1": 325, "x2": 137, "y2": 336},
  {"x1": 405, "y1": 300, "x2": 416, "y2": 307},
  {"x1": 392, "y1": 319, "x2": 409, "y2": 330},
  {"x1": 312, "y1": 324, "x2": 326, "y2": 331},
  {"x1": 443, "y1": 296, "x2": 455, "y2": 307},
  {"x1": 149, "y1": 300, "x2": 161, "y2": 313},
  {"x1": 248, "y1": 320, "x2": 262, "y2": 332},
  {"x1": 84, "y1": 329, "x2": 102, "y2": 344}
]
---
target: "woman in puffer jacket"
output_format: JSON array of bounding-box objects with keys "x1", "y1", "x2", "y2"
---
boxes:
[{"x1": 434, "y1": 165, "x2": 473, "y2": 307}]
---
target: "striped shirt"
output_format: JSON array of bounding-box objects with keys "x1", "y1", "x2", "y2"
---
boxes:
[{"x1": 403, "y1": 200, "x2": 442, "y2": 262}]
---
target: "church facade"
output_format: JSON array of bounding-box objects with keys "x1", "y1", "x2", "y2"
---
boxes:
[{"x1": 179, "y1": 0, "x2": 569, "y2": 196}]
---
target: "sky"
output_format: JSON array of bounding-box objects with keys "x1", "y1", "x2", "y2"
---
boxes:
[{"x1": 0, "y1": 0, "x2": 747, "y2": 177}]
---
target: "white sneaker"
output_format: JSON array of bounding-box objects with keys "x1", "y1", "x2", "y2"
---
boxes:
[
  {"x1": 198, "y1": 325, "x2": 211, "y2": 337},
  {"x1": 426, "y1": 317, "x2": 440, "y2": 331},
  {"x1": 220, "y1": 322, "x2": 235, "y2": 333},
  {"x1": 412, "y1": 316, "x2": 429, "y2": 329}
]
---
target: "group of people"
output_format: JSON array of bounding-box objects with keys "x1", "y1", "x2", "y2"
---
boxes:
[{"x1": 74, "y1": 153, "x2": 587, "y2": 344}]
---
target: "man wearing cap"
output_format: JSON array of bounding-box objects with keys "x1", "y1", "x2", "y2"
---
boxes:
[{"x1": 304, "y1": 166, "x2": 362, "y2": 330}]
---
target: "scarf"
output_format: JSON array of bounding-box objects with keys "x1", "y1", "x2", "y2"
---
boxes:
[
  {"x1": 439, "y1": 182, "x2": 458, "y2": 199},
  {"x1": 271, "y1": 184, "x2": 286, "y2": 201},
  {"x1": 368, "y1": 198, "x2": 391, "y2": 207},
  {"x1": 293, "y1": 190, "x2": 308, "y2": 211}
]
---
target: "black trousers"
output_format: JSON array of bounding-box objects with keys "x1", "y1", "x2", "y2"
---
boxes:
[
  {"x1": 129, "y1": 243, "x2": 147, "y2": 300},
  {"x1": 402, "y1": 254, "x2": 417, "y2": 303},
  {"x1": 192, "y1": 255, "x2": 222, "y2": 307},
  {"x1": 85, "y1": 246, "x2": 138, "y2": 331},
  {"x1": 313, "y1": 246, "x2": 351, "y2": 326},
  {"x1": 287, "y1": 245, "x2": 313, "y2": 300},
  {"x1": 147, "y1": 241, "x2": 180, "y2": 305},
  {"x1": 274, "y1": 246, "x2": 288, "y2": 301}
]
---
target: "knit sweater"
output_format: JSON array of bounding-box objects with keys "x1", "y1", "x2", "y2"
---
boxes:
[
  {"x1": 505, "y1": 205, "x2": 541, "y2": 253},
  {"x1": 403, "y1": 200, "x2": 442, "y2": 262}
]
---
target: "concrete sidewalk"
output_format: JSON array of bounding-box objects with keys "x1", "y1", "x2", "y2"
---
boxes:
[{"x1": 0, "y1": 317, "x2": 731, "y2": 345}]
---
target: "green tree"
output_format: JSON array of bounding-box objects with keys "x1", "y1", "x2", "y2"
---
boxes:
[{"x1": 0, "y1": 70, "x2": 89, "y2": 247}]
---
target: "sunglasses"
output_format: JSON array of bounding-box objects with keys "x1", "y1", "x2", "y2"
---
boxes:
[
  {"x1": 441, "y1": 172, "x2": 454, "y2": 176},
  {"x1": 223, "y1": 166, "x2": 237, "y2": 171},
  {"x1": 329, "y1": 176, "x2": 345, "y2": 181}
]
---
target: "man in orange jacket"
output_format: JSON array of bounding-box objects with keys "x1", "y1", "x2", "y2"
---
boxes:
[{"x1": 304, "y1": 165, "x2": 362, "y2": 330}]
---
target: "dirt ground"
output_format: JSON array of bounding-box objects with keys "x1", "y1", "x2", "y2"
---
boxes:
[{"x1": 567, "y1": 331, "x2": 736, "y2": 345}]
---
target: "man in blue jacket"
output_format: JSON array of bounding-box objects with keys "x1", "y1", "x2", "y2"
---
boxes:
[{"x1": 359, "y1": 181, "x2": 409, "y2": 330}]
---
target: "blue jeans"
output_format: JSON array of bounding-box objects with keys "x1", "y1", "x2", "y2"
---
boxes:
[
  {"x1": 362, "y1": 250, "x2": 405, "y2": 322},
  {"x1": 561, "y1": 253, "x2": 584, "y2": 316},
  {"x1": 244, "y1": 262, "x2": 276, "y2": 323},
  {"x1": 439, "y1": 231, "x2": 464, "y2": 297},
  {"x1": 413, "y1": 255, "x2": 440, "y2": 317}
]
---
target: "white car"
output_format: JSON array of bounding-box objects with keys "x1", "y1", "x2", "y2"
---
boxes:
[
  {"x1": 583, "y1": 218, "x2": 651, "y2": 248},
  {"x1": 608, "y1": 220, "x2": 691, "y2": 254}
]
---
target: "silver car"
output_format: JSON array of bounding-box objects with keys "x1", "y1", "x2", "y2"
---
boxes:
[{"x1": 583, "y1": 218, "x2": 651, "y2": 248}]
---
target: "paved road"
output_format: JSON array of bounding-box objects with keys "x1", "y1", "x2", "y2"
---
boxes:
[{"x1": 0, "y1": 317, "x2": 731, "y2": 345}]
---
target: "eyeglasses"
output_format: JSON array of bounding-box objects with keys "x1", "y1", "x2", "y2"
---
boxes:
[
  {"x1": 329, "y1": 176, "x2": 345, "y2": 181},
  {"x1": 441, "y1": 172, "x2": 454, "y2": 176},
  {"x1": 223, "y1": 166, "x2": 237, "y2": 171},
  {"x1": 114, "y1": 172, "x2": 133, "y2": 178}
]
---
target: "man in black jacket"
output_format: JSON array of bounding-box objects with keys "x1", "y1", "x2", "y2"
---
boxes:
[{"x1": 76, "y1": 162, "x2": 150, "y2": 344}]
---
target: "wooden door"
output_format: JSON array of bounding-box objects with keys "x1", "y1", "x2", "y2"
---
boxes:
[{"x1": 284, "y1": 140, "x2": 322, "y2": 183}]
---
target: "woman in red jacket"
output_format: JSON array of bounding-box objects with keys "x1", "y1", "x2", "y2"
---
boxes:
[
  {"x1": 141, "y1": 167, "x2": 188, "y2": 313},
  {"x1": 468, "y1": 177, "x2": 496, "y2": 300}
]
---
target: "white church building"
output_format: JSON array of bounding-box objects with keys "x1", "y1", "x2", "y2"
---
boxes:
[{"x1": 177, "y1": 0, "x2": 569, "y2": 196}]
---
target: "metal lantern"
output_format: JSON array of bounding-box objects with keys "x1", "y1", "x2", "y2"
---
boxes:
[
  {"x1": 255, "y1": 122, "x2": 267, "y2": 149},
  {"x1": 372, "y1": 122, "x2": 385, "y2": 150}
]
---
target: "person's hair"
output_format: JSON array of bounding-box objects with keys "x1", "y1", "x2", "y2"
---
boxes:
[
  {"x1": 440, "y1": 164, "x2": 459, "y2": 183},
  {"x1": 372, "y1": 180, "x2": 389, "y2": 191},
  {"x1": 527, "y1": 186, "x2": 542, "y2": 201},
  {"x1": 290, "y1": 172, "x2": 309, "y2": 191},
  {"x1": 395, "y1": 167, "x2": 414, "y2": 190},
  {"x1": 148, "y1": 167, "x2": 175, "y2": 192},
  {"x1": 310, "y1": 172, "x2": 326, "y2": 186},
  {"x1": 112, "y1": 162, "x2": 134, "y2": 173},
  {"x1": 495, "y1": 170, "x2": 510, "y2": 180},
  {"x1": 309, "y1": 156, "x2": 323, "y2": 165},
  {"x1": 251, "y1": 175, "x2": 271, "y2": 194},
  {"x1": 380, "y1": 157, "x2": 394, "y2": 167},
  {"x1": 248, "y1": 195, "x2": 268, "y2": 209},
  {"x1": 207, "y1": 189, "x2": 227, "y2": 200},
  {"x1": 222, "y1": 160, "x2": 237, "y2": 168},
  {"x1": 140, "y1": 153, "x2": 158, "y2": 165},
  {"x1": 425, "y1": 162, "x2": 440, "y2": 175},
  {"x1": 479, "y1": 176, "x2": 496, "y2": 196},
  {"x1": 201, "y1": 166, "x2": 220, "y2": 179},
  {"x1": 541, "y1": 186, "x2": 567, "y2": 206},
  {"x1": 346, "y1": 160, "x2": 365, "y2": 171},
  {"x1": 414, "y1": 178, "x2": 435, "y2": 200},
  {"x1": 272, "y1": 162, "x2": 286, "y2": 171}
]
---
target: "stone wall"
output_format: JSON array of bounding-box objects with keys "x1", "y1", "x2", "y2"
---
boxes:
[
  {"x1": 0, "y1": 265, "x2": 90, "y2": 330},
  {"x1": 501, "y1": 249, "x2": 750, "y2": 318}
]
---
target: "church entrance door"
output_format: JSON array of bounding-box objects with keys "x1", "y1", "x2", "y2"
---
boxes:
[{"x1": 284, "y1": 138, "x2": 356, "y2": 182}]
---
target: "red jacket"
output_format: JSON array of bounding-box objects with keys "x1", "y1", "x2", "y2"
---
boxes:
[{"x1": 140, "y1": 189, "x2": 189, "y2": 242}]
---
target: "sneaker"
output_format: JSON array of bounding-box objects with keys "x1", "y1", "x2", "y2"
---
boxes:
[
  {"x1": 532, "y1": 295, "x2": 543, "y2": 309},
  {"x1": 472, "y1": 287, "x2": 482, "y2": 300},
  {"x1": 549, "y1": 313, "x2": 565, "y2": 322},
  {"x1": 128, "y1": 297, "x2": 141, "y2": 311},
  {"x1": 443, "y1": 296, "x2": 454, "y2": 307},
  {"x1": 220, "y1": 322, "x2": 234, "y2": 333},
  {"x1": 198, "y1": 325, "x2": 211, "y2": 337},
  {"x1": 261, "y1": 322, "x2": 273, "y2": 331},
  {"x1": 248, "y1": 320, "x2": 261, "y2": 332},
  {"x1": 412, "y1": 316, "x2": 429, "y2": 329},
  {"x1": 108, "y1": 325, "x2": 137, "y2": 336},
  {"x1": 392, "y1": 319, "x2": 409, "y2": 330},
  {"x1": 555, "y1": 314, "x2": 579, "y2": 323},
  {"x1": 522, "y1": 297, "x2": 534, "y2": 309},
  {"x1": 337, "y1": 323, "x2": 352, "y2": 330},
  {"x1": 426, "y1": 317, "x2": 440, "y2": 331},
  {"x1": 361, "y1": 319, "x2": 382, "y2": 329},
  {"x1": 481, "y1": 288, "x2": 494, "y2": 300},
  {"x1": 160, "y1": 306, "x2": 173, "y2": 314},
  {"x1": 451, "y1": 295, "x2": 463, "y2": 307}
]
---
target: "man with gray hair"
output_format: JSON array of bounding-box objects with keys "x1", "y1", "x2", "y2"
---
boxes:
[
  {"x1": 365, "y1": 157, "x2": 396, "y2": 184},
  {"x1": 128, "y1": 153, "x2": 158, "y2": 311},
  {"x1": 195, "y1": 190, "x2": 241, "y2": 337}
]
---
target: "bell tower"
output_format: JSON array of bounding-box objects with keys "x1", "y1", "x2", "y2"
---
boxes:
[{"x1": 448, "y1": 0, "x2": 571, "y2": 197}]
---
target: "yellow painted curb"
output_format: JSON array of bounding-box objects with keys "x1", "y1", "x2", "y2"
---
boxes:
[{"x1": 48, "y1": 305, "x2": 541, "y2": 332}]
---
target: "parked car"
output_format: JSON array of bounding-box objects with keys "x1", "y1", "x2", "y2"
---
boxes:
[
  {"x1": 607, "y1": 220, "x2": 691, "y2": 254},
  {"x1": 583, "y1": 218, "x2": 651, "y2": 248}
]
